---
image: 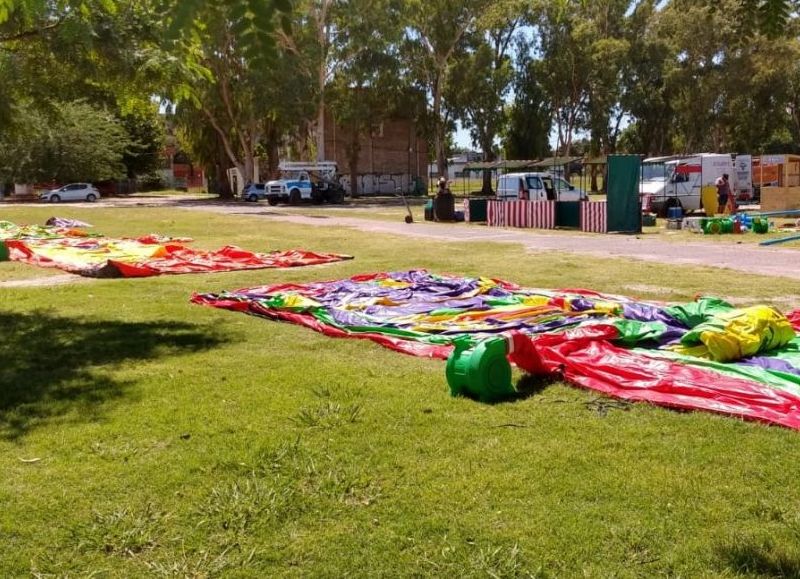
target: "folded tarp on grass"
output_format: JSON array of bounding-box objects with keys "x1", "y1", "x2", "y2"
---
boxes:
[
  {"x1": 3, "y1": 220, "x2": 352, "y2": 277},
  {"x1": 192, "y1": 269, "x2": 800, "y2": 429}
]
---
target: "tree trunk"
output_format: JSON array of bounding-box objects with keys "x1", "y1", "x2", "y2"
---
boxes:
[
  {"x1": 216, "y1": 140, "x2": 234, "y2": 198},
  {"x1": 316, "y1": 95, "x2": 326, "y2": 162},
  {"x1": 480, "y1": 146, "x2": 496, "y2": 195},
  {"x1": 266, "y1": 128, "x2": 280, "y2": 179},
  {"x1": 433, "y1": 72, "x2": 447, "y2": 180}
]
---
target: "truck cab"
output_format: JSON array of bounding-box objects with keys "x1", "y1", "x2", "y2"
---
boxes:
[
  {"x1": 265, "y1": 161, "x2": 344, "y2": 205},
  {"x1": 265, "y1": 170, "x2": 314, "y2": 205}
]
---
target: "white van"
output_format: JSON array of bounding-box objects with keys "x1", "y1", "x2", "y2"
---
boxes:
[
  {"x1": 496, "y1": 172, "x2": 587, "y2": 202},
  {"x1": 641, "y1": 154, "x2": 735, "y2": 215}
]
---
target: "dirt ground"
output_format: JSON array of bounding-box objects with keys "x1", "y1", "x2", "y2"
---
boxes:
[{"x1": 173, "y1": 200, "x2": 800, "y2": 281}]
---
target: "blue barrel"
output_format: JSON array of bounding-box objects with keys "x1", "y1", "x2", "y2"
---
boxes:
[{"x1": 667, "y1": 206, "x2": 683, "y2": 220}]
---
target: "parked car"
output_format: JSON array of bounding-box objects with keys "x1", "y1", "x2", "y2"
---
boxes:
[
  {"x1": 39, "y1": 183, "x2": 101, "y2": 203},
  {"x1": 241, "y1": 183, "x2": 268, "y2": 202},
  {"x1": 496, "y1": 172, "x2": 587, "y2": 202}
]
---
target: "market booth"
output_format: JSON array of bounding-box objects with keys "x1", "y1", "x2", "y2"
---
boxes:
[{"x1": 484, "y1": 155, "x2": 641, "y2": 234}]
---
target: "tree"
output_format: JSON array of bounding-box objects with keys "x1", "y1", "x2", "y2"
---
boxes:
[
  {"x1": 167, "y1": 3, "x2": 302, "y2": 196},
  {"x1": 504, "y1": 44, "x2": 552, "y2": 161},
  {"x1": 533, "y1": 0, "x2": 591, "y2": 156},
  {"x1": 580, "y1": 0, "x2": 632, "y2": 157},
  {"x1": 617, "y1": 0, "x2": 674, "y2": 155},
  {"x1": 120, "y1": 103, "x2": 166, "y2": 180},
  {"x1": 404, "y1": 0, "x2": 492, "y2": 179},
  {"x1": 0, "y1": 101, "x2": 130, "y2": 183},
  {"x1": 326, "y1": 0, "x2": 405, "y2": 196},
  {"x1": 448, "y1": 1, "x2": 522, "y2": 193}
]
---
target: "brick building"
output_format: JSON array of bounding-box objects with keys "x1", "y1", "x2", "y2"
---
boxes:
[{"x1": 323, "y1": 109, "x2": 428, "y2": 195}]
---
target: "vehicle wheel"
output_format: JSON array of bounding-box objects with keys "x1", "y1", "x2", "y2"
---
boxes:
[
  {"x1": 289, "y1": 189, "x2": 301, "y2": 205},
  {"x1": 267, "y1": 196, "x2": 279, "y2": 206},
  {"x1": 50, "y1": 194, "x2": 61, "y2": 203},
  {"x1": 248, "y1": 194, "x2": 259, "y2": 202},
  {"x1": 86, "y1": 193, "x2": 97, "y2": 202}
]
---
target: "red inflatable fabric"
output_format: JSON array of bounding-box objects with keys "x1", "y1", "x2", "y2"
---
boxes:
[
  {"x1": 110, "y1": 246, "x2": 353, "y2": 278},
  {"x1": 192, "y1": 269, "x2": 800, "y2": 429},
  {"x1": 507, "y1": 327, "x2": 800, "y2": 430},
  {"x1": 7, "y1": 237, "x2": 353, "y2": 278},
  {"x1": 789, "y1": 310, "x2": 800, "y2": 332}
]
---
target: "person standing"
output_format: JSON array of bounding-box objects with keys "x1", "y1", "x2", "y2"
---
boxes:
[{"x1": 716, "y1": 174, "x2": 731, "y2": 215}]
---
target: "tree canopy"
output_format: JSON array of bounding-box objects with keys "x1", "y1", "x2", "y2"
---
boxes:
[{"x1": 2, "y1": 0, "x2": 800, "y2": 189}]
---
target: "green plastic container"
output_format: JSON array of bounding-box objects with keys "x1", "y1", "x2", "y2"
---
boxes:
[
  {"x1": 752, "y1": 217, "x2": 769, "y2": 234},
  {"x1": 445, "y1": 337, "x2": 514, "y2": 403}
]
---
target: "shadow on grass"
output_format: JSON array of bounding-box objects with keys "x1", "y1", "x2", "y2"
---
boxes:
[
  {"x1": 510, "y1": 373, "x2": 559, "y2": 402},
  {"x1": 717, "y1": 537, "x2": 800, "y2": 577},
  {"x1": 0, "y1": 310, "x2": 224, "y2": 440}
]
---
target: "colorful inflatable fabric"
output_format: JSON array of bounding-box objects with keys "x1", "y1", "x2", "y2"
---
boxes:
[
  {"x1": 192, "y1": 270, "x2": 800, "y2": 429},
  {"x1": 0, "y1": 220, "x2": 98, "y2": 241},
  {"x1": 3, "y1": 220, "x2": 353, "y2": 277}
]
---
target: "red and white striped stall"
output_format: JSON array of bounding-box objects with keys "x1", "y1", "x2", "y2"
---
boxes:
[
  {"x1": 487, "y1": 200, "x2": 556, "y2": 229},
  {"x1": 580, "y1": 201, "x2": 608, "y2": 233}
]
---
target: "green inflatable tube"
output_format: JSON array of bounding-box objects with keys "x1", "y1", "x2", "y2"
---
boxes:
[
  {"x1": 0, "y1": 241, "x2": 8, "y2": 262},
  {"x1": 445, "y1": 337, "x2": 515, "y2": 403}
]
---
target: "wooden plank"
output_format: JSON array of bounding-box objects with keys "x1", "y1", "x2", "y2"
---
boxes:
[{"x1": 761, "y1": 186, "x2": 800, "y2": 211}]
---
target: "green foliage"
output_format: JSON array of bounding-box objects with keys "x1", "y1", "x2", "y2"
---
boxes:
[
  {"x1": 164, "y1": 0, "x2": 293, "y2": 67},
  {"x1": 0, "y1": 101, "x2": 130, "y2": 183},
  {"x1": 120, "y1": 103, "x2": 167, "y2": 179},
  {"x1": 403, "y1": 0, "x2": 493, "y2": 175},
  {"x1": 504, "y1": 54, "x2": 552, "y2": 160}
]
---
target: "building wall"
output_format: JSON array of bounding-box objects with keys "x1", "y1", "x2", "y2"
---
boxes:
[{"x1": 323, "y1": 111, "x2": 428, "y2": 194}]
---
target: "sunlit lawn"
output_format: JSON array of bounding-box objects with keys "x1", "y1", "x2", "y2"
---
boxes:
[{"x1": 3, "y1": 206, "x2": 800, "y2": 576}]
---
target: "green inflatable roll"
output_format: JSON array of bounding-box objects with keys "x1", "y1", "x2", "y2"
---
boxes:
[
  {"x1": 704, "y1": 219, "x2": 722, "y2": 234},
  {"x1": 445, "y1": 337, "x2": 515, "y2": 403},
  {"x1": 703, "y1": 218, "x2": 734, "y2": 235},
  {"x1": 0, "y1": 241, "x2": 8, "y2": 262},
  {"x1": 722, "y1": 218, "x2": 733, "y2": 233}
]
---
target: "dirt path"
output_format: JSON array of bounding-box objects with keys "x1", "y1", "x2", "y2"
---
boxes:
[
  {"x1": 0, "y1": 274, "x2": 94, "y2": 288},
  {"x1": 6, "y1": 195, "x2": 799, "y2": 281},
  {"x1": 178, "y1": 203, "x2": 800, "y2": 281}
]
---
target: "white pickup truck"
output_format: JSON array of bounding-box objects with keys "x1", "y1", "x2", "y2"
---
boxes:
[{"x1": 265, "y1": 161, "x2": 343, "y2": 205}]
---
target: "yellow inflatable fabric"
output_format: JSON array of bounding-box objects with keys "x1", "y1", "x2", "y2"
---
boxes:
[{"x1": 674, "y1": 305, "x2": 796, "y2": 362}]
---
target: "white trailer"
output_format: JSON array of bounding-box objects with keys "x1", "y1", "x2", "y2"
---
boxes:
[{"x1": 641, "y1": 153, "x2": 735, "y2": 215}]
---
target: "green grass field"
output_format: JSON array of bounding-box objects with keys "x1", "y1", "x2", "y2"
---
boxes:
[{"x1": 4, "y1": 206, "x2": 800, "y2": 576}]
